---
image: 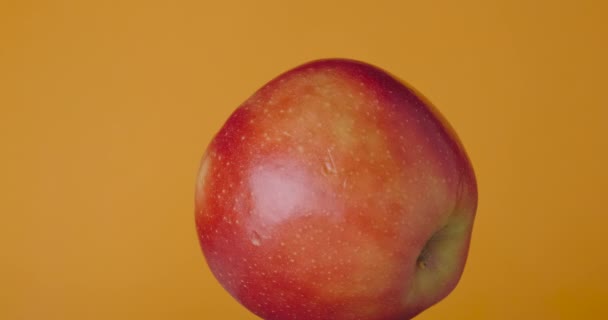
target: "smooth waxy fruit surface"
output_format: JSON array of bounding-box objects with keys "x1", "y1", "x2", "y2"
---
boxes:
[{"x1": 195, "y1": 59, "x2": 477, "y2": 319}]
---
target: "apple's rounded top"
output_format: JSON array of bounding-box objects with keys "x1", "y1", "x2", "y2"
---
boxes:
[
  {"x1": 290, "y1": 57, "x2": 379, "y2": 70},
  {"x1": 284, "y1": 58, "x2": 400, "y2": 85},
  {"x1": 256, "y1": 57, "x2": 476, "y2": 191}
]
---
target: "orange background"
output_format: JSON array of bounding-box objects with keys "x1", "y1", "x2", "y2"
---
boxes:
[{"x1": 1, "y1": 1, "x2": 607, "y2": 319}]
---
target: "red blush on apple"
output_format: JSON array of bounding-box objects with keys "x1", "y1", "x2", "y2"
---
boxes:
[{"x1": 195, "y1": 59, "x2": 477, "y2": 320}]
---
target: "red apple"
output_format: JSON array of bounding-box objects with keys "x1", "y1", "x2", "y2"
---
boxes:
[{"x1": 195, "y1": 59, "x2": 477, "y2": 319}]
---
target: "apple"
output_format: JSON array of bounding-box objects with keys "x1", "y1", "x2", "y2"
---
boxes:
[{"x1": 195, "y1": 59, "x2": 477, "y2": 319}]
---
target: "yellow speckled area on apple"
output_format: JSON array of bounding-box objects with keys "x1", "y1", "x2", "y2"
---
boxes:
[{"x1": 1, "y1": 1, "x2": 606, "y2": 320}]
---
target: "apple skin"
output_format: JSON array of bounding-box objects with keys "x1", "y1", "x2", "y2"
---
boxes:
[{"x1": 195, "y1": 59, "x2": 477, "y2": 320}]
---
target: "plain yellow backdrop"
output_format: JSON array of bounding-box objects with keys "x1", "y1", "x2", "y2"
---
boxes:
[{"x1": 1, "y1": 0, "x2": 607, "y2": 319}]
